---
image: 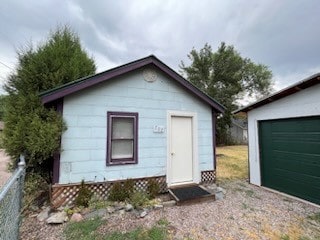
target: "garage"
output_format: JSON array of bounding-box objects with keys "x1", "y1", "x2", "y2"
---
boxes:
[
  {"x1": 259, "y1": 117, "x2": 320, "y2": 204},
  {"x1": 235, "y1": 73, "x2": 320, "y2": 205}
]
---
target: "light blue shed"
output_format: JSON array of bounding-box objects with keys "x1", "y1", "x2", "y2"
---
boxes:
[{"x1": 41, "y1": 55, "x2": 224, "y2": 206}]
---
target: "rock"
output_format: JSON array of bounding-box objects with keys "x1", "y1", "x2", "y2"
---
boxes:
[
  {"x1": 37, "y1": 207, "x2": 51, "y2": 222},
  {"x1": 140, "y1": 210, "x2": 148, "y2": 218},
  {"x1": 106, "y1": 206, "x2": 115, "y2": 214},
  {"x1": 215, "y1": 191, "x2": 224, "y2": 200},
  {"x1": 46, "y1": 211, "x2": 67, "y2": 224},
  {"x1": 119, "y1": 209, "x2": 125, "y2": 215},
  {"x1": 206, "y1": 183, "x2": 218, "y2": 190},
  {"x1": 162, "y1": 200, "x2": 176, "y2": 207},
  {"x1": 30, "y1": 205, "x2": 40, "y2": 212},
  {"x1": 84, "y1": 209, "x2": 107, "y2": 219},
  {"x1": 80, "y1": 208, "x2": 91, "y2": 215},
  {"x1": 215, "y1": 187, "x2": 226, "y2": 200},
  {"x1": 115, "y1": 202, "x2": 126, "y2": 210},
  {"x1": 70, "y1": 213, "x2": 83, "y2": 222},
  {"x1": 125, "y1": 204, "x2": 133, "y2": 212},
  {"x1": 57, "y1": 206, "x2": 65, "y2": 212},
  {"x1": 217, "y1": 187, "x2": 226, "y2": 194},
  {"x1": 154, "y1": 204, "x2": 163, "y2": 209}
]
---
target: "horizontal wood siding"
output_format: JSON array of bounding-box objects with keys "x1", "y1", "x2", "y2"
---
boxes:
[{"x1": 59, "y1": 67, "x2": 213, "y2": 184}]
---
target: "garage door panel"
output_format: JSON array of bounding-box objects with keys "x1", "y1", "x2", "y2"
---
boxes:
[
  {"x1": 273, "y1": 151, "x2": 320, "y2": 177},
  {"x1": 274, "y1": 169, "x2": 320, "y2": 187},
  {"x1": 268, "y1": 175, "x2": 320, "y2": 203},
  {"x1": 271, "y1": 119, "x2": 320, "y2": 132},
  {"x1": 272, "y1": 140, "x2": 320, "y2": 154},
  {"x1": 260, "y1": 117, "x2": 320, "y2": 205}
]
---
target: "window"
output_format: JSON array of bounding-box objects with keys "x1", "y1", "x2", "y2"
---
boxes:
[{"x1": 107, "y1": 112, "x2": 138, "y2": 165}]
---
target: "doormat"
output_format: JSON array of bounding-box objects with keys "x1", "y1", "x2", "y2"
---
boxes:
[{"x1": 169, "y1": 185, "x2": 213, "y2": 203}]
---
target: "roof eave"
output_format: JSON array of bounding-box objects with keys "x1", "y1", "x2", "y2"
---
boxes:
[
  {"x1": 41, "y1": 55, "x2": 225, "y2": 113},
  {"x1": 233, "y1": 73, "x2": 320, "y2": 114}
]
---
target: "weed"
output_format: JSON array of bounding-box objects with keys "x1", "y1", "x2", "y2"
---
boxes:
[
  {"x1": 64, "y1": 217, "x2": 104, "y2": 240},
  {"x1": 298, "y1": 237, "x2": 312, "y2": 240},
  {"x1": 74, "y1": 180, "x2": 93, "y2": 207},
  {"x1": 103, "y1": 225, "x2": 168, "y2": 240},
  {"x1": 283, "y1": 198, "x2": 293, "y2": 203},
  {"x1": 244, "y1": 189, "x2": 254, "y2": 197},
  {"x1": 88, "y1": 194, "x2": 110, "y2": 210},
  {"x1": 157, "y1": 218, "x2": 170, "y2": 226},
  {"x1": 23, "y1": 171, "x2": 49, "y2": 211},
  {"x1": 147, "y1": 179, "x2": 160, "y2": 199},
  {"x1": 307, "y1": 212, "x2": 320, "y2": 223},
  {"x1": 280, "y1": 234, "x2": 290, "y2": 240},
  {"x1": 130, "y1": 191, "x2": 149, "y2": 209},
  {"x1": 242, "y1": 203, "x2": 249, "y2": 209}
]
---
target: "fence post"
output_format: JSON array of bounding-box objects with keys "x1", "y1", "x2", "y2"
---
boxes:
[
  {"x1": 18, "y1": 154, "x2": 26, "y2": 169},
  {"x1": 0, "y1": 154, "x2": 26, "y2": 240}
]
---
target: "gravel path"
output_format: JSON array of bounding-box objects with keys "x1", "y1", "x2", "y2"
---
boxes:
[
  {"x1": 20, "y1": 180, "x2": 320, "y2": 239},
  {"x1": 0, "y1": 149, "x2": 11, "y2": 187}
]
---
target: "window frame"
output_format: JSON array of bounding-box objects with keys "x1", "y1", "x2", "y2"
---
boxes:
[{"x1": 106, "y1": 111, "x2": 138, "y2": 166}]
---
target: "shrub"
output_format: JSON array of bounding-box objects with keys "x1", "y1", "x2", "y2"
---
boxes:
[
  {"x1": 23, "y1": 171, "x2": 49, "y2": 211},
  {"x1": 88, "y1": 194, "x2": 110, "y2": 210},
  {"x1": 123, "y1": 178, "x2": 135, "y2": 195},
  {"x1": 108, "y1": 179, "x2": 134, "y2": 202},
  {"x1": 74, "y1": 180, "x2": 93, "y2": 207},
  {"x1": 130, "y1": 191, "x2": 149, "y2": 209},
  {"x1": 147, "y1": 179, "x2": 160, "y2": 199}
]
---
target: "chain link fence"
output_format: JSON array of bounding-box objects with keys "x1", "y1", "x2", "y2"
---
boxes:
[{"x1": 0, "y1": 156, "x2": 26, "y2": 240}]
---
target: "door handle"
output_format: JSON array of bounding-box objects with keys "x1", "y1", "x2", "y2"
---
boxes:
[{"x1": 171, "y1": 152, "x2": 175, "y2": 156}]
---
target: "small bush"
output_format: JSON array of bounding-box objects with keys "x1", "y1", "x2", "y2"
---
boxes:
[
  {"x1": 123, "y1": 178, "x2": 135, "y2": 195},
  {"x1": 147, "y1": 179, "x2": 160, "y2": 199},
  {"x1": 88, "y1": 194, "x2": 109, "y2": 210},
  {"x1": 23, "y1": 171, "x2": 49, "y2": 211},
  {"x1": 130, "y1": 191, "x2": 149, "y2": 209},
  {"x1": 108, "y1": 179, "x2": 134, "y2": 202},
  {"x1": 74, "y1": 180, "x2": 93, "y2": 207}
]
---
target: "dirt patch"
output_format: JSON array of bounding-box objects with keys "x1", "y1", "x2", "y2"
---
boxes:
[
  {"x1": 0, "y1": 149, "x2": 11, "y2": 187},
  {"x1": 20, "y1": 180, "x2": 320, "y2": 239}
]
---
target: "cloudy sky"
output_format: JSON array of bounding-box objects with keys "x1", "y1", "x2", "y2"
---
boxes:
[{"x1": 0, "y1": 0, "x2": 319, "y2": 95}]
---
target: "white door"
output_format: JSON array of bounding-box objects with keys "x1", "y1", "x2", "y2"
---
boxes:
[{"x1": 170, "y1": 116, "x2": 193, "y2": 185}]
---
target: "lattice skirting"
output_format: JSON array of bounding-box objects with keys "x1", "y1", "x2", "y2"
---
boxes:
[
  {"x1": 200, "y1": 170, "x2": 216, "y2": 184},
  {"x1": 51, "y1": 170, "x2": 216, "y2": 208}
]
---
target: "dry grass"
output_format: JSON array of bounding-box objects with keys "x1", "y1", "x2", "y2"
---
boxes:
[{"x1": 216, "y1": 145, "x2": 248, "y2": 181}]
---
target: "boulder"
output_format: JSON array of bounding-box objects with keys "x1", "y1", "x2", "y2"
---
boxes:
[
  {"x1": 119, "y1": 209, "x2": 126, "y2": 215},
  {"x1": 125, "y1": 204, "x2": 133, "y2": 212},
  {"x1": 154, "y1": 204, "x2": 163, "y2": 209},
  {"x1": 106, "y1": 206, "x2": 116, "y2": 214},
  {"x1": 216, "y1": 187, "x2": 226, "y2": 194},
  {"x1": 162, "y1": 200, "x2": 176, "y2": 207},
  {"x1": 70, "y1": 213, "x2": 83, "y2": 222},
  {"x1": 37, "y1": 207, "x2": 50, "y2": 222},
  {"x1": 46, "y1": 211, "x2": 68, "y2": 224},
  {"x1": 84, "y1": 209, "x2": 107, "y2": 219},
  {"x1": 114, "y1": 202, "x2": 126, "y2": 210},
  {"x1": 140, "y1": 210, "x2": 148, "y2": 218}
]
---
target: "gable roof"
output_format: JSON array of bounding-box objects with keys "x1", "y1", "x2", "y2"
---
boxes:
[
  {"x1": 234, "y1": 73, "x2": 320, "y2": 114},
  {"x1": 40, "y1": 55, "x2": 225, "y2": 113}
]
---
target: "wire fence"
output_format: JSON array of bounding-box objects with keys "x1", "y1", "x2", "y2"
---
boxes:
[{"x1": 0, "y1": 156, "x2": 26, "y2": 240}]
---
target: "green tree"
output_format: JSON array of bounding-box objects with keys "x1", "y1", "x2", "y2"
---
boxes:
[
  {"x1": 180, "y1": 43, "x2": 273, "y2": 144},
  {"x1": 3, "y1": 26, "x2": 96, "y2": 172},
  {"x1": 0, "y1": 95, "x2": 7, "y2": 120}
]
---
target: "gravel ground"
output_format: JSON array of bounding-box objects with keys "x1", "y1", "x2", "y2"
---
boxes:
[
  {"x1": 20, "y1": 180, "x2": 320, "y2": 240},
  {"x1": 0, "y1": 149, "x2": 11, "y2": 187}
]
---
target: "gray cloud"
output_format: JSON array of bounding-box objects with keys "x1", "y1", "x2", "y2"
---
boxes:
[{"x1": 0, "y1": 0, "x2": 319, "y2": 95}]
